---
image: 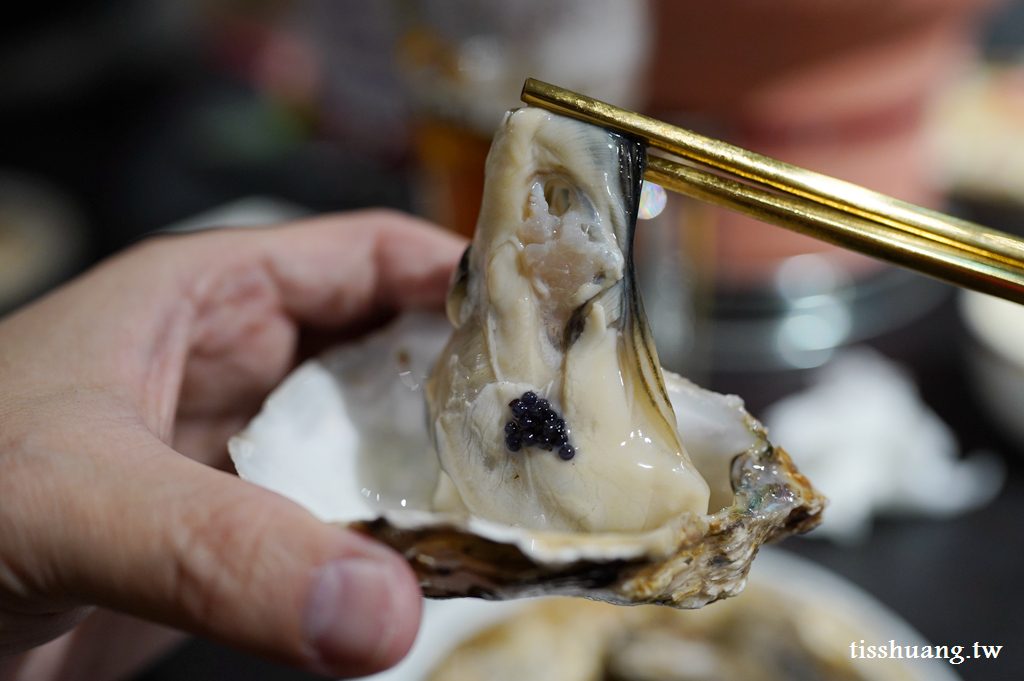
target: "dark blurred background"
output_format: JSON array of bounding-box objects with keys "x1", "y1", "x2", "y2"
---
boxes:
[{"x1": 3, "y1": 1, "x2": 1024, "y2": 679}]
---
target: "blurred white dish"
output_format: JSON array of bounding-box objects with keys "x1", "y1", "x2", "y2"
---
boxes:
[
  {"x1": 961, "y1": 290, "x2": 1024, "y2": 448},
  {"x1": 764, "y1": 346, "x2": 1003, "y2": 543}
]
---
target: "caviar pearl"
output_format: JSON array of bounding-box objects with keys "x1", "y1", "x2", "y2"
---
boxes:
[{"x1": 510, "y1": 399, "x2": 527, "y2": 417}]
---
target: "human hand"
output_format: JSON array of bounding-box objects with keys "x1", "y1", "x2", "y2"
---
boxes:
[{"x1": 0, "y1": 211, "x2": 466, "y2": 679}]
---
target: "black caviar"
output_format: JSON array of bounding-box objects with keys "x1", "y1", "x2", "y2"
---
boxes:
[{"x1": 504, "y1": 391, "x2": 575, "y2": 460}]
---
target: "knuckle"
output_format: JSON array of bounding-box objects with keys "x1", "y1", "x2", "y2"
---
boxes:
[
  {"x1": 165, "y1": 491, "x2": 307, "y2": 656},
  {"x1": 170, "y1": 499, "x2": 258, "y2": 621}
]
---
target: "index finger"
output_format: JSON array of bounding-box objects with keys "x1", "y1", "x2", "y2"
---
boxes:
[
  {"x1": 260, "y1": 209, "x2": 468, "y2": 327},
  {"x1": 173, "y1": 209, "x2": 468, "y2": 329}
]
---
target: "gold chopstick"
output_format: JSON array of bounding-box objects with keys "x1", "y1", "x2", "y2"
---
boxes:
[{"x1": 521, "y1": 78, "x2": 1024, "y2": 305}]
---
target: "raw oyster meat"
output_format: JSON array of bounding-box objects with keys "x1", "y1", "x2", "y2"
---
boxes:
[
  {"x1": 427, "y1": 107, "x2": 708, "y2": 533},
  {"x1": 229, "y1": 107, "x2": 824, "y2": 608}
]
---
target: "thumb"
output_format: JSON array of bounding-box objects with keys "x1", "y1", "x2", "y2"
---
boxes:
[{"x1": 5, "y1": 425, "x2": 421, "y2": 678}]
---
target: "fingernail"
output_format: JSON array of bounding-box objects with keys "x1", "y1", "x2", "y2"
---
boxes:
[{"x1": 304, "y1": 557, "x2": 399, "y2": 672}]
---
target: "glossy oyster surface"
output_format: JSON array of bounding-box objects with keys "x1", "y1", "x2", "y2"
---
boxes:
[{"x1": 229, "y1": 107, "x2": 824, "y2": 607}]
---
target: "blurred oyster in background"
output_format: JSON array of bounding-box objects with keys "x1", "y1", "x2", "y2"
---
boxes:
[
  {"x1": 375, "y1": 549, "x2": 961, "y2": 681},
  {"x1": 764, "y1": 347, "x2": 1004, "y2": 543},
  {"x1": 428, "y1": 594, "x2": 916, "y2": 681}
]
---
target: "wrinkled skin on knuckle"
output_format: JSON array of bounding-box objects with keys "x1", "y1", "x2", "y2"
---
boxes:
[
  {"x1": 178, "y1": 261, "x2": 296, "y2": 418},
  {"x1": 163, "y1": 491, "x2": 309, "y2": 662}
]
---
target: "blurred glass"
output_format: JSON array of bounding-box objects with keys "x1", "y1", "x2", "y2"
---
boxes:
[
  {"x1": 633, "y1": 191, "x2": 715, "y2": 378},
  {"x1": 393, "y1": 0, "x2": 651, "y2": 235},
  {"x1": 644, "y1": 0, "x2": 1006, "y2": 372}
]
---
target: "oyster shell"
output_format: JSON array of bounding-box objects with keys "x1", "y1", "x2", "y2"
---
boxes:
[{"x1": 229, "y1": 107, "x2": 824, "y2": 608}]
